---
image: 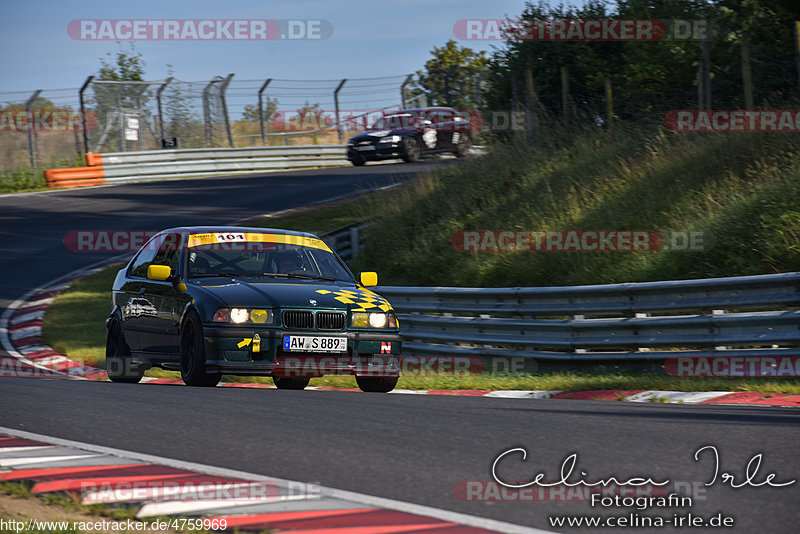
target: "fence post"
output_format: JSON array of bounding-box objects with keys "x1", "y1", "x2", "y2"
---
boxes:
[
  {"x1": 400, "y1": 74, "x2": 413, "y2": 108},
  {"x1": 604, "y1": 79, "x2": 614, "y2": 130},
  {"x1": 334, "y1": 78, "x2": 347, "y2": 143},
  {"x1": 156, "y1": 77, "x2": 172, "y2": 143},
  {"x1": 258, "y1": 78, "x2": 272, "y2": 146},
  {"x1": 525, "y1": 69, "x2": 537, "y2": 144},
  {"x1": 115, "y1": 89, "x2": 124, "y2": 152},
  {"x1": 79, "y1": 76, "x2": 94, "y2": 156},
  {"x1": 25, "y1": 90, "x2": 42, "y2": 169},
  {"x1": 561, "y1": 66, "x2": 570, "y2": 124},
  {"x1": 219, "y1": 73, "x2": 235, "y2": 148},
  {"x1": 445, "y1": 65, "x2": 456, "y2": 107},
  {"x1": 202, "y1": 76, "x2": 221, "y2": 147},
  {"x1": 795, "y1": 22, "x2": 800, "y2": 89},
  {"x1": 701, "y1": 30, "x2": 712, "y2": 109},
  {"x1": 741, "y1": 35, "x2": 754, "y2": 109}
]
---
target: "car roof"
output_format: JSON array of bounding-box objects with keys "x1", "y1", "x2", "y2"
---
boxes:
[
  {"x1": 157, "y1": 226, "x2": 320, "y2": 239},
  {"x1": 387, "y1": 107, "x2": 458, "y2": 114}
]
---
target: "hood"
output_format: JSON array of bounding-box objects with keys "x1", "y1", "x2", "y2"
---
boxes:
[
  {"x1": 348, "y1": 129, "x2": 413, "y2": 143},
  {"x1": 188, "y1": 278, "x2": 393, "y2": 313}
]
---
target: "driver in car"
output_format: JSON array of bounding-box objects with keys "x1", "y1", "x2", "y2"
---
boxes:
[{"x1": 275, "y1": 250, "x2": 304, "y2": 274}]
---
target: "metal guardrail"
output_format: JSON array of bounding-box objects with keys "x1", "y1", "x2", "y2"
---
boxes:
[
  {"x1": 321, "y1": 223, "x2": 370, "y2": 262},
  {"x1": 45, "y1": 145, "x2": 350, "y2": 188},
  {"x1": 373, "y1": 272, "x2": 800, "y2": 366}
]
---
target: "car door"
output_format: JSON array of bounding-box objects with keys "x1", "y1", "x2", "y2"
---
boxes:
[
  {"x1": 432, "y1": 110, "x2": 455, "y2": 150},
  {"x1": 120, "y1": 235, "x2": 162, "y2": 353},
  {"x1": 138, "y1": 232, "x2": 185, "y2": 357}
]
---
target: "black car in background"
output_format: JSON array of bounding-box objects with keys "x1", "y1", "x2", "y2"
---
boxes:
[
  {"x1": 346, "y1": 107, "x2": 472, "y2": 165},
  {"x1": 105, "y1": 227, "x2": 402, "y2": 392}
]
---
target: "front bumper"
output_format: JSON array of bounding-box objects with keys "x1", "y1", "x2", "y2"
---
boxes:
[
  {"x1": 202, "y1": 326, "x2": 402, "y2": 378},
  {"x1": 347, "y1": 143, "x2": 401, "y2": 161}
]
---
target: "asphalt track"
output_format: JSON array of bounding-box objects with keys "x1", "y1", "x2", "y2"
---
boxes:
[{"x1": 1, "y1": 163, "x2": 799, "y2": 532}]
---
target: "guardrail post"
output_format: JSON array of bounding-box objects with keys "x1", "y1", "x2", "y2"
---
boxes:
[
  {"x1": 334, "y1": 79, "x2": 347, "y2": 143},
  {"x1": 79, "y1": 76, "x2": 94, "y2": 155},
  {"x1": 258, "y1": 78, "x2": 272, "y2": 146},
  {"x1": 219, "y1": 73, "x2": 235, "y2": 148},
  {"x1": 25, "y1": 89, "x2": 42, "y2": 169},
  {"x1": 156, "y1": 77, "x2": 172, "y2": 143},
  {"x1": 349, "y1": 225, "x2": 359, "y2": 258}
]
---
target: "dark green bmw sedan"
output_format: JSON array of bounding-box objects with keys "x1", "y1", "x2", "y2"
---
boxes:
[{"x1": 105, "y1": 227, "x2": 402, "y2": 392}]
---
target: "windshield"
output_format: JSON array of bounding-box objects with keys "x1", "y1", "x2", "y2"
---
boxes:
[{"x1": 185, "y1": 232, "x2": 354, "y2": 282}]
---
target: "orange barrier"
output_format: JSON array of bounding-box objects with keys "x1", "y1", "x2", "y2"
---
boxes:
[
  {"x1": 85, "y1": 153, "x2": 103, "y2": 166},
  {"x1": 44, "y1": 166, "x2": 106, "y2": 189}
]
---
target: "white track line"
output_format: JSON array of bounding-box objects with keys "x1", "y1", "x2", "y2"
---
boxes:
[{"x1": 0, "y1": 426, "x2": 552, "y2": 534}]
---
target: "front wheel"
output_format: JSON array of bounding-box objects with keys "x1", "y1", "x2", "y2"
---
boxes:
[
  {"x1": 356, "y1": 376, "x2": 398, "y2": 393},
  {"x1": 350, "y1": 155, "x2": 366, "y2": 166},
  {"x1": 180, "y1": 310, "x2": 221, "y2": 387},
  {"x1": 401, "y1": 137, "x2": 421, "y2": 163},
  {"x1": 106, "y1": 318, "x2": 143, "y2": 383},
  {"x1": 454, "y1": 136, "x2": 471, "y2": 158},
  {"x1": 273, "y1": 376, "x2": 310, "y2": 390}
]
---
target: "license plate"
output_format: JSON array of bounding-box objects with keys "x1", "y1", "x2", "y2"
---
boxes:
[
  {"x1": 283, "y1": 335, "x2": 348, "y2": 353},
  {"x1": 356, "y1": 145, "x2": 375, "y2": 151}
]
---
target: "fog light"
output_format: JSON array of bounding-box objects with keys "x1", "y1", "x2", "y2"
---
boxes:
[
  {"x1": 352, "y1": 312, "x2": 369, "y2": 327},
  {"x1": 250, "y1": 309, "x2": 269, "y2": 324}
]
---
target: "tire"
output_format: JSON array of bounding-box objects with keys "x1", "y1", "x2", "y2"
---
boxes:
[
  {"x1": 180, "y1": 310, "x2": 221, "y2": 387},
  {"x1": 356, "y1": 376, "x2": 398, "y2": 393},
  {"x1": 401, "y1": 137, "x2": 421, "y2": 163},
  {"x1": 350, "y1": 155, "x2": 366, "y2": 166},
  {"x1": 454, "y1": 135, "x2": 471, "y2": 158},
  {"x1": 105, "y1": 318, "x2": 143, "y2": 383},
  {"x1": 273, "y1": 376, "x2": 310, "y2": 390}
]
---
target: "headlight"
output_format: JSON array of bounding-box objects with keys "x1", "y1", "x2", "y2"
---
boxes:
[
  {"x1": 351, "y1": 312, "x2": 396, "y2": 329},
  {"x1": 213, "y1": 308, "x2": 273, "y2": 325},
  {"x1": 230, "y1": 308, "x2": 249, "y2": 324},
  {"x1": 378, "y1": 135, "x2": 401, "y2": 143}
]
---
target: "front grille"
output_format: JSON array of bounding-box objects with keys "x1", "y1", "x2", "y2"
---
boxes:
[
  {"x1": 283, "y1": 310, "x2": 313, "y2": 329},
  {"x1": 316, "y1": 311, "x2": 346, "y2": 330}
]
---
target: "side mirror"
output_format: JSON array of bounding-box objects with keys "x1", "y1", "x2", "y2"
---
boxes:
[
  {"x1": 360, "y1": 272, "x2": 378, "y2": 287},
  {"x1": 147, "y1": 264, "x2": 172, "y2": 281}
]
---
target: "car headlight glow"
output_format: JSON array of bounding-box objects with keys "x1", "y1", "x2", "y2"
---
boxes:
[
  {"x1": 212, "y1": 308, "x2": 273, "y2": 325},
  {"x1": 230, "y1": 308, "x2": 249, "y2": 324},
  {"x1": 351, "y1": 312, "x2": 394, "y2": 329},
  {"x1": 369, "y1": 312, "x2": 388, "y2": 328},
  {"x1": 378, "y1": 135, "x2": 400, "y2": 143}
]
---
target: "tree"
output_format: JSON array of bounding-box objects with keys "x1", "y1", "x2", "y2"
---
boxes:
[
  {"x1": 90, "y1": 43, "x2": 150, "y2": 151},
  {"x1": 242, "y1": 96, "x2": 278, "y2": 124},
  {"x1": 162, "y1": 65, "x2": 204, "y2": 148},
  {"x1": 412, "y1": 40, "x2": 489, "y2": 110}
]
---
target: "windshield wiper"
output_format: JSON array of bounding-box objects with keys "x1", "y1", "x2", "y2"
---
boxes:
[
  {"x1": 260, "y1": 272, "x2": 337, "y2": 281},
  {"x1": 191, "y1": 272, "x2": 245, "y2": 278},
  {"x1": 287, "y1": 273, "x2": 337, "y2": 281}
]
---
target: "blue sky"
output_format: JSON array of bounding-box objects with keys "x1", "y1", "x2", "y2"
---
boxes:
[{"x1": 0, "y1": 0, "x2": 592, "y2": 94}]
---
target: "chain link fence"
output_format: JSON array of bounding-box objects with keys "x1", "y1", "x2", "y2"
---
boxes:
[{"x1": 0, "y1": 74, "x2": 411, "y2": 173}]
